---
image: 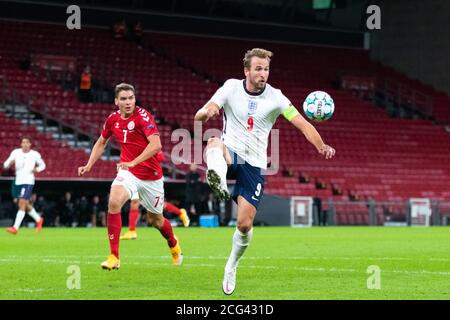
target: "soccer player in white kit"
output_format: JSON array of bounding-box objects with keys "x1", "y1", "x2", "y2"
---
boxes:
[
  {"x1": 194, "y1": 48, "x2": 336, "y2": 295},
  {"x1": 3, "y1": 136, "x2": 46, "y2": 234}
]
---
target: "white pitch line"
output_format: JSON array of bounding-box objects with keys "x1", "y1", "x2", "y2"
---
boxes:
[
  {"x1": 16, "y1": 288, "x2": 45, "y2": 293},
  {"x1": 1, "y1": 258, "x2": 450, "y2": 277},
  {"x1": 2, "y1": 255, "x2": 449, "y2": 262}
]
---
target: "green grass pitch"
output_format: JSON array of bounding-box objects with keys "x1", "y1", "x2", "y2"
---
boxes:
[{"x1": 1, "y1": 227, "x2": 450, "y2": 300}]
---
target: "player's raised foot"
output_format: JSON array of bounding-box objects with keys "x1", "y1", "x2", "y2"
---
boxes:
[
  {"x1": 36, "y1": 217, "x2": 44, "y2": 233},
  {"x1": 120, "y1": 230, "x2": 137, "y2": 240},
  {"x1": 170, "y1": 236, "x2": 183, "y2": 266},
  {"x1": 222, "y1": 267, "x2": 237, "y2": 295},
  {"x1": 101, "y1": 254, "x2": 120, "y2": 270},
  {"x1": 206, "y1": 169, "x2": 230, "y2": 201},
  {"x1": 6, "y1": 227, "x2": 18, "y2": 235},
  {"x1": 179, "y1": 208, "x2": 190, "y2": 227}
]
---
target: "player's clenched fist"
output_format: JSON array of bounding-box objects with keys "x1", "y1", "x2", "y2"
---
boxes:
[
  {"x1": 318, "y1": 144, "x2": 336, "y2": 160},
  {"x1": 117, "y1": 162, "x2": 135, "y2": 171},
  {"x1": 195, "y1": 103, "x2": 220, "y2": 122},
  {"x1": 78, "y1": 165, "x2": 91, "y2": 176}
]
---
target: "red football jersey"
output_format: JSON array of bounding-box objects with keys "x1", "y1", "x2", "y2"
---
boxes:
[{"x1": 101, "y1": 106, "x2": 163, "y2": 180}]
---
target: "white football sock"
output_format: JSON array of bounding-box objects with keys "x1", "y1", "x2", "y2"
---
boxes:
[
  {"x1": 226, "y1": 228, "x2": 253, "y2": 270},
  {"x1": 206, "y1": 147, "x2": 228, "y2": 181},
  {"x1": 13, "y1": 210, "x2": 26, "y2": 230},
  {"x1": 27, "y1": 208, "x2": 41, "y2": 222}
]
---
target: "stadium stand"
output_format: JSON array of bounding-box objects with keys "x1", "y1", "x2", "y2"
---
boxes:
[
  {"x1": 0, "y1": 111, "x2": 116, "y2": 178},
  {"x1": 0, "y1": 19, "x2": 449, "y2": 216},
  {"x1": 146, "y1": 30, "x2": 450, "y2": 203}
]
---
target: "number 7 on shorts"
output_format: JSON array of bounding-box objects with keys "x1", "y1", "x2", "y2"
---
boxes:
[{"x1": 154, "y1": 196, "x2": 161, "y2": 207}]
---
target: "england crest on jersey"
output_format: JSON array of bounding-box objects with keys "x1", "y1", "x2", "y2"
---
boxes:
[{"x1": 248, "y1": 99, "x2": 258, "y2": 115}]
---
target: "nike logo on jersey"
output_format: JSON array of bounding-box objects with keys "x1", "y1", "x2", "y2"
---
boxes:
[{"x1": 251, "y1": 196, "x2": 259, "y2": 201}]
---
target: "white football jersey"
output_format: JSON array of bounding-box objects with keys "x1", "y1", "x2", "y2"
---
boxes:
[
  {"x1": 209, "y1": 79, "x2": 291, "y2": 169},
  {"x1": 3, "y1": 148, "x2": 46, "y2": 185}
]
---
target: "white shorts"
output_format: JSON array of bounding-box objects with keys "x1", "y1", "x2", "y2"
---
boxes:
[
  {"x1": 112, "y1": 169, "x2": 164, "y2": 214},
  {"x1": 131, "y1": 190, "x2": 139, "y2": 200}
]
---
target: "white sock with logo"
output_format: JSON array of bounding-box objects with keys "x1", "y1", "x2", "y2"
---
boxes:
[
  {"x1": 13, "y1": 210, "x2": 26, "y2": 230},
  {"x1": 27, "y1": 208, "x2": 41, "y2": 222},
  {"x1": 206, "y1": 147, "x2": 228, "y2": 183},
  {"x1": 225, "y1": 228, "x2": 254, "y2": 270}
]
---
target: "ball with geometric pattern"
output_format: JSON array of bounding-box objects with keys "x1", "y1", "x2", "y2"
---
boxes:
[{"x1": 302, "y1": 91, "x2": 335, "y2": 122}]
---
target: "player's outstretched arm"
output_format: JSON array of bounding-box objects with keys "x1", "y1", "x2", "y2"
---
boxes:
[
  {"x1": 290, "y1": 114, "x2": 336, "y2": 160},
  {"x1": 194, "y1": 102, "x2": 220, "y2": 122},
  {"x1": 78, "y1": 136, "x2": 109, "y2": 176},
  {"x1": 117, "y1": 134, "x2": 162, "y2": 170}
]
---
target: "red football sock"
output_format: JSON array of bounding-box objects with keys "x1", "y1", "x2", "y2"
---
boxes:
[
  {"x1": 107, "y1": 213, "x2": 122, "y2": 258},
  {"x1": 164, "y1": 202, "x2": 181, "y2": 216},
  {"x1": 129, "y1": 208, "x2": 139, "y2": 231},
  {"x1": 159, "y1": 218, "x2": 177, "y2": 248}
]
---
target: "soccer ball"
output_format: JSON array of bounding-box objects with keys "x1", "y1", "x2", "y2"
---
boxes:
[{"x1": 302, "y1": 91, "x2": 335, "y2": 122}]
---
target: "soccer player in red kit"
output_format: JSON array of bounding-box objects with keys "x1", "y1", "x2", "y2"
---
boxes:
[{"x1": 78, "y1": 83, "x2": 182, "y2": 270}]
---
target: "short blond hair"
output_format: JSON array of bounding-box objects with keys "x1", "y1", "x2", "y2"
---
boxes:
[
  {"x1": 243, "y1": 48, "x2": 273, "y2": 69},
  {"x1": 115, "y1": 83, "x2": 135, "y2": 98}
]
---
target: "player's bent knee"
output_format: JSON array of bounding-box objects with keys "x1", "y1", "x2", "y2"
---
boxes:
[
  {"x1": 147, "y1": 213, "x2": 163, "y2": 228},
  {"x1": 108, "y1": 199, "x2": 123, "y2": 213},
  {"x1": 18, "y1": 199, "x2": 28, "y2": 210},
  {"x1": 237, "y1": 222, "x2": 253, "y2": 234},
  {"x1": 152, "y1": 220, "x2": 164, "y2": 229}
]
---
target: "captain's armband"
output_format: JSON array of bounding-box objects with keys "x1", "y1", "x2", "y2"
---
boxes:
[{"x1": 282, "y1": 105, "x2": 300, "y2": 121}]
